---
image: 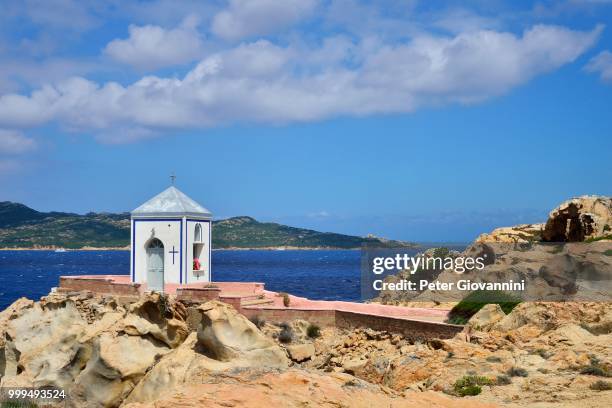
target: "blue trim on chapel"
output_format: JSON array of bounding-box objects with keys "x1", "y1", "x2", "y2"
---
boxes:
[
  {"x1": 131, "y1": 219, "x2": 136, "y2": 281},
  {"x1": 185, "y1": 218, "x2": 211, "y2": 285},
  {"x1": 179, "y1": 219, "x2": 183, "y2": 284}
]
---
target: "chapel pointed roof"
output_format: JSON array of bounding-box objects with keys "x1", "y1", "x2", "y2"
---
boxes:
[{"x1": 131, "y1": 186, "x2": 212, "y2": 218}]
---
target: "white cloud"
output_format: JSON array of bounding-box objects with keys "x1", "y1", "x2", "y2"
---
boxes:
[
  {"x1": 433, "y1": 9, "x2": 501, "y2": 34},
  {"x1": 104, "y1": 16, "x2": 205, "y2": 70},
  {"x1": 308, "y1": 210, "x2": 331, "y2": 218},
  {"x1": 0, "y1": 25, "x2": 602, "y2": 142},
  {"x1": 324, "y1": 0, "x2": 420, "y2": 39},
  {"x1": 0, "y1": 57, "x2": 98, "y2": 93},
  {"x1": 585, "y1": 50, "x2": 612, "y2": 82},
  {"x1": 212, "y1": 0, "x2": 319, "y2": 41},
  {"x1": 0, "y1": 130, "x2": 37, "y2": 154}
]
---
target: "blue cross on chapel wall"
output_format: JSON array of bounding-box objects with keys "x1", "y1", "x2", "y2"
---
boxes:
[{"x1": 169, "y1": 246, "x2": 179, "y2": 264}]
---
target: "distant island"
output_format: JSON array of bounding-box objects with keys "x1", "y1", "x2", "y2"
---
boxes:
[{"x1": 0, "y1": 202, "x2": 414, "y2": 250}]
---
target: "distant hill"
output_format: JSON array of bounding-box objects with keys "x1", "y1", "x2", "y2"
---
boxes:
[{"x1": 0, "y1": 202, "x2": 414, "y2": 249}]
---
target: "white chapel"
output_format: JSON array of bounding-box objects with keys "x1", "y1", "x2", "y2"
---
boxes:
[{"x1": 130, "y1": 183, "x2": 212, "y2": 291}]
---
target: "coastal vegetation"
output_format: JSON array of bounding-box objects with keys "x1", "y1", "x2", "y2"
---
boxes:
[
  {"x1": 580, "y1": 356, "x2": 611, "y2": 377},
  {"x1": 307, "y1": 323, "x2": 321, "y2": 338},
  {"x1": 278, "y1": 322, "x2": 294, "y2": 343},
  {"x1": 0, "y1": 202, "x2": 413, "y2": 250},
  {"x1": 451, "y1": 375, "x2": 494, "y2": 396},
  {"x1": 507, "y1": 366, "x2": 529, "y2": 377},
  {"x1": 278, "y1": 292, "x2": 291, "y2": 307},
  {"x1": 590, "y1": 380, "x2": 612, "y2": 391},
  {"x1": 249, "y1": 315, "x2": 266, "y2": 329},
  {"x1": 446, "y1": 290, "x2": 522, "y2": 325}
]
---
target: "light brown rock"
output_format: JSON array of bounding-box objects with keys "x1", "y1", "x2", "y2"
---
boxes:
[
  {"x1": 341, "y1": 357, "x2": 368, "y2": 375},
  {"x1": 123, "y1": 369, "x2": 498, "y2": 408},
  {"x1": 1, "y1": 297, "x2": 87, "y2": 389},
  {"x1": 468, "y1": 304, "x2": 506, "y2": 331},
  {"x1": 71, "y1": 332, "x2": 170, "y2": 407},
  {"x1": 123, "y1": 293, "x2": 189, "y2": 348},
  {"x1": 286, "y1": 343, "x2": 315, "y2": 362},
  {"x1": 126, "y1": 303, "x2": 289, "y2": 405},
  {"x1": 196, "y1": 301, "x2": 288, "y2": 366},
  {"x1": 477, "y1": 224, "x2": 544, "y2": 243},
  {"x1": 542, "y1": 195, "x2": 612, "y2": 242}
]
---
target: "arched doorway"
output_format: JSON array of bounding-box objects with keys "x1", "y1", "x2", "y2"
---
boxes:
[{"x1": 146, "y1": 238, "x2": 164, "y2": 292}]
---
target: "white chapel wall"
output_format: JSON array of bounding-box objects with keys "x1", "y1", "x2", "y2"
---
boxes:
[{"x1": 132, "y1": 219, "x2": 183, "y2": 286}]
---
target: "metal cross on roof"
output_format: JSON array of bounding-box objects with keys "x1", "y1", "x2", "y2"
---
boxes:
[{"x1": 170, "y1": 172, "x2": 176, "y2": 185}]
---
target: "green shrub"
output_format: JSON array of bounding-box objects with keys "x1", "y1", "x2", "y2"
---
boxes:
[
  {"x1": 496, "y1": 374, "x2": 512, "y2": 385},
  {"x1": 507, "y1": 367, "x2": 529, "y2": 377},
  {"x1": 585, "y1": 234, "x2": 612, "y2": 243},
  {"x1": 278, "y1": 325, "x2": 293, "y2": 343},
  {"x1": 447, "y1": 290, "x2": 522, "y2": 325},
  {"x1": 250, "y1": 315, "x2": 266, "y2": 329},
  {"x1": 590, "y1": 380, "x2": 612, "y2": 391},
  {"x1": 307, "y1": 323, "x2": 321, "y2": 338},
  {"x1": 157, "y1": 293, "x2": 172, "y2": 318},
  {"x1": 456, "y1": 384, "x2": 481, "y2": 396},
  {"x1": 432, "y1": 247, "x2": 450, "y2": 259},
  {"x1": 581, "y1": 365, "x2": 611, "y2": 377},
  {"x1": 278, "y1": 292, "x2": 291, "y2": 307},
  {"x1": 453, "y1": 375, "x2": 493, "y2": 397},
  {"x1": 486, "y1": 356, "x2": 502, "y2": 363},
  {"x1": 534, "y1": 348, "x2": 552, "y2": 359},
  {"x1": 1, "y1": 402, "x2": 39, "y2": 408},
  {"x1": 580, "y1": 356, "x2": 611, "y2": 377}
]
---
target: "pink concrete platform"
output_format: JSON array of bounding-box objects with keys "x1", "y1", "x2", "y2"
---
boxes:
[
  {"x1": 247, "y1": 291, "x2": 450, "y2": 322},
  {"x1": 62, "y1": 275, "x2": 264, "y2": 295},
  {"x1": 59, "y1": 274, "x2": 451, "y2": 323}
]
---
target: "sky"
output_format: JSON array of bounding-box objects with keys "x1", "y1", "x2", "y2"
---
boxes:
[{"x1": 0, "y1": 0, "x2": 611, "y2": 242}]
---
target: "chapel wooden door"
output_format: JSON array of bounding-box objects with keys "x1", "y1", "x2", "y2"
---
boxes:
[{"x1": 147, "y1": 238, "x2": 164, "y2": 292}]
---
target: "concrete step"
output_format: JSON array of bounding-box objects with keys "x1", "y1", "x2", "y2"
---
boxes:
[{"x1": 219, "y1": 292, "x2": 261, "y2": 301}]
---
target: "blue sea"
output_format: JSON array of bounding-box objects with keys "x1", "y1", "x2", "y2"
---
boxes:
[{"x1": 0, "y1": 250, "x2": 363, "y2": 310}]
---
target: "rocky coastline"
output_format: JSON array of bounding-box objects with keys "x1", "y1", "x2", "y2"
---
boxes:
[{"x1": 0, "y1": 195, "x2": 610, "y2": 407}]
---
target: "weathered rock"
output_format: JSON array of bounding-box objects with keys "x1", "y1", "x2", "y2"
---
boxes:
[
  {"x1": 477, "y1": 224, "x2": 544, "y2": 243},
  {"x1": 341, "y1": 357, "x2": 368, "y2": 374},
  {"x1": 542, "y1": 196, "x2": 612, "y2": 242},
  {"x1": 196, "y1": 301, "x2": 288, "y2": 366},
  {"x1": 1, "y1": 293, "x2": 278, "y2": 408},
  {"x1": 123, "y1": 369, "x2": 497, "y2": 408},
  {"x1": 123, "y1": 333, "x2": 206, "y2": 404},
  {"x1": 467, "y1": 304, "x2": 506, "y2": 331},
  {"x1": 286, "y1": 343, "x2": 315, "y2": 362},
  {"x1": 1, "y1": 298, "x2": 88, "y2": 389},
  {"x1": 126, "y1": 303, "x2": 289, "y2": 405},
  {"x1": 71, "y1": 333, "x2": 169, "y2": 407},
  {"x1": 491, "y1": 302, "x2": 607, "y2": 333},
  {"x1": 122, "y1": 294, "x2": 189, "y2": 348}
]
